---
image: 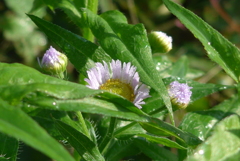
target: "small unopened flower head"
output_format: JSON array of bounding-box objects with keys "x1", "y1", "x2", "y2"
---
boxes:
[
  {"x1": 148, "y1": 31, "x2": 172, "y2": 53},
  {"x1": 84, "y1": 59, "x2": 150, "y2": 109},
  {"x1": 39, "y1": 46, "x2": 67, "y2": 78},
  {"x1": 168, "y1": 81, "x2": 192, "y2": 109}
]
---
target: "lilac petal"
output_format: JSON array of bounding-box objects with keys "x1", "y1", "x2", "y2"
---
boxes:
[{"x1": 168, "y1": 81, "x2": 192, "y2": 106}]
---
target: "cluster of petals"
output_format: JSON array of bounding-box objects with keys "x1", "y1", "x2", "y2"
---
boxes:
[
  {"x1": 84, "y1": 59, "x2": 150, "y2": 109},
  {"x1": 168, "y1": 81, "x2": 192, "y2": 107},
  {"x1": 40, "y1": 46, "x2": 62, "y2": 68}
]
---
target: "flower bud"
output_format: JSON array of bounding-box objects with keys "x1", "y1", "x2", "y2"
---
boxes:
[
  {"x1": 168, "y1": 81, "x2": 192, "y2": 109},
  {"x1": 39, "y1": 46, "x2": 67, "y2": 78},
  {"x1": 148, "y1": 31, "x2": 172, "y2": 53}
]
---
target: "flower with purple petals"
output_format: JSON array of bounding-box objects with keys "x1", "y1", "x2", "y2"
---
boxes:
[
  {"x1": 84, "y1": 59, "x2": 150, "y2": 109},
  {"x1": 39, "y1": 46, "x2": 67, "y2": 78},
  {"x1": 168, "y1": 81, "x2": 192, "y2": 109}
]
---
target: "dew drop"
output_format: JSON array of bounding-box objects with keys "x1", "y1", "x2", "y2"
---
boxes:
[
  {"x1": 52, "y1": 102, "x2": 56, "y2": 105},
  {"x1": 198, "y1": 149, "x2": 204, "y2": 155},
  {"x1": 208, "y1": 42, "x2": 211, "y2": 45}
]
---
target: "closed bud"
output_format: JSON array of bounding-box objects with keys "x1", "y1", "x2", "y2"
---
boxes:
[
  {"x1": 148, "y1": 31, "x2": 172, "y2": 53},
  {"x1": 39, "y1": 46, "x2": 67, "y2": 78}
]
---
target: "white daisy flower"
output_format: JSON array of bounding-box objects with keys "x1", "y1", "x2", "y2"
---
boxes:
[{"x1": 84, "y1": 60, "x2": 150, "y2": 109}]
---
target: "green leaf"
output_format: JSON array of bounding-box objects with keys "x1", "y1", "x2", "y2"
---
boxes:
[
  {"x1": 140, "y1": 118, "x2": 202, "y2": 146},
  {"x1": 171, "y1": 56, "x2": 189, "y2": 78},
  {"x1": 29, "y1": 110, "x2": 73, "y2": 141},
  {"x1": 153, "y1": 54, "x2": 172, "y2": 77},
  {"x1": 0, "y1": 133, "x2": 18, "y2": 161},
  {"x1": 27, "y1": 14, "x2": 111, "y2": 74},
  {"x1": 162, "y1": 0, "x2": 240, "y2": 82},
  {"x1": 81, "y1": 9, "x2": 174, "y2": 124},
  {"x1": 103, "y1": 139, "x2": 139, "y2": 161},
  {"x1": 0, "y1": 63, "x2": 103, "y2": 104},
  {"x1": 0, "y1": 63, "x2": 199, "y2": 148},
  {"x1": 39, "y1": 0, "x2": 96, "y2": 41},
  {"x1": 0, "y1": 63, "x2": 148, "y2": 121},
  {"x1": 55, "y1": 120, "x2": 105, "y2": 161},
  {"x1": 114, "y1": 121, "x2": 145, "y2": 140},
  {"x1": 186, "y1": 115, "x2": 240, "y2": 161},
  {"x1": 179, "y1": 96, "x2": 240, "y2": 141},
  {"x1": 137, "y1": 133, "x2": 186, "y2": 149},
  {"x1": 134, "y1": 138, "x2": 178, "y2": 161},
  {"x1": 29, "y1": 97, "x2": 149, "y2": 122},
  {"x1": 0, "y1": 99, "x2": 74, "y2": 161}
]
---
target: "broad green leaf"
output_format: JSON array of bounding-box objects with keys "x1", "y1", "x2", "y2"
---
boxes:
[
  {"x1": 0, "y1": 63, "x2": 103, "y2": 104},
  {"x1": 137, "y1": 134, "x2": 186, "y2": 149},
  {"x1": 0, "y1": 83, "x2": 101, "y2": 105},
  {"x1": 81, "y1": 9, "x2": 174, "y2": 123},
  {"x1": 32, "y1": 116, "x2": 64, "y2": 140},
  {"x1": 38, "y1": 0, "x2": 96, "y2": 41},
  {"x1": 134, "y1": 138, "x2": 178, "y2": 161},
  {"x1": 55, "y1": 120, "x2": 105, "y2": 161},
  {"x1": 171, "y1": 56, "x2": 188, "y2": 78},
  {"x1": 153, "y1": 55, "x2": 205, "y2": 79},
  {"x1": 28, "y1": 97, "x2": 149, "y2": 122},
  {"x1": 0, "y1": 63, "x2": 149, "y2": 121},
  {"x1": 0, "y1": 133, "x2": 18, "y2": 161},
  {"x1": 114, "y1": 121, "x2": 145, "y2": 140},
  {"x1": 29, "y1": 110, "x2": 75, "y2": 141},
  {"x1": 140, "y1": 117, "x2": 202, "y2": 146},
  {"x1": 153, "y1": 54, "x2": 172, "y2": 78},
  {"x1": 179, "y1": 96, "x2": 240, "y2": 141},
  {"x1": 0, "y1": 99, "x2": 74, "y2": 161},
  {"x1": 27, "y1": 15, "x2": 111, "y2": 74},
  {"x1": 103, "y1": 139, "x2": 139, "y2": 161},
  {"x1": 186, "y1": 115, "x2": 240, "y2": 161},
  {"x1": 162, "y1": 0, "x2": 240, "y2": 82},
  {"x1": 141, "y1": 88, "x2": 165, "y2": 116},
  {"x1": 0, "y1": 63, "x2": 199, "y2": 148},
  {"x1": 15, "y1": 82, "x2": 200, "y2": 147}
]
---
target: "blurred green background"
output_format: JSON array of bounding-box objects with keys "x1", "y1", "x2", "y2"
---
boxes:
[{"x1": 0, "y1": 0, "x2": 239, "y2": 160}]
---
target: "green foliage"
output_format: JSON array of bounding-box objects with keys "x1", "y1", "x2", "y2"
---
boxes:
[
  {"x1": 0, "y1": 133, "x2": 18, "y2": 161},
  {"x1": 162, "y1": 0, "x2": 240, "y2": 83},
  {"x1": 0, "y1": 99, "x2": 74, "y2": 161},
  {"x1": 0, "y1": 0, "x2": 239, "y2": 161}
]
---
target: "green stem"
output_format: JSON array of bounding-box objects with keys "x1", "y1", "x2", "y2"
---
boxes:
[
  {"x1": 75, "y1": 111, "x2": 90, "y2": 138},
  {"x1": 73, "y1": 148, "x2": 81, "y2": 161},
  {"x1": 99, "y1": 117, "x2": 117, "y2": 154},
  {"x1": 82, "y1": 0, "x2": 99, "y2": 42}
]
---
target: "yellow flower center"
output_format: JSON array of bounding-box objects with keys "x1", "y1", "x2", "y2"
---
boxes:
[{"x1": 100, "y1": 79, "x2": 135, "y2": 102}]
